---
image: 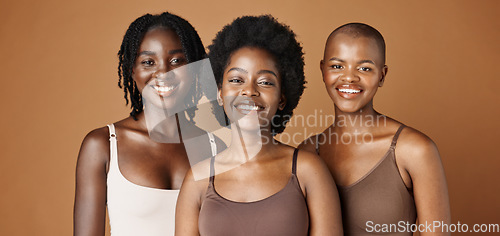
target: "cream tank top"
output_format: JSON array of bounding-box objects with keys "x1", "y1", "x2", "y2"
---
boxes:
[{"x1": 106, "y1": 124, "x2": 217, "y2": 236}]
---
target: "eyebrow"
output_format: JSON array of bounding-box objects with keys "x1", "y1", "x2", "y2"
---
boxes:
[
  {"x1": 168, "y1": 49, "x2": 184, "y2": 54},
  {"x1": 137, "y1": 49, "x2": 184, "y2": 56},
  {"x1": 328, "y1": 57, "x2": 344, "y2": 62},
  {"x1": 227, "y1": 67, "x2": 248, "y2": 74},
  {"x1": 358, "y1": 59, "x2": 376, "y2": 65},
  {"x1": 328, "y1": 57, "x2": 375, "y2": 65},
  {"x1": 226, "y1": 68, "x2": 278, "y2": 77},
  {"x1": 257, "y1": 70, "x2": 278, "y2": 77},
  {"x1": 138, "y1": 51, "x2": 155, "y2": 56}
]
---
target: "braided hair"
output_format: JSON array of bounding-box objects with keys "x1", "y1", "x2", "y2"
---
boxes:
[{"x1": 117, "y1": 12, "x2": 206, "y2": 120}]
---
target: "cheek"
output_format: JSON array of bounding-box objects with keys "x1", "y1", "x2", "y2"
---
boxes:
[
  {"x1": 218, "y1": 87, "x2": 234, "y2": 110},
  {"x1": 131, "y1": 74, "x2": 145, "y2": 92},
  {"x1": 177, "y1": 77, "x2": 194, "y2": 94},
  {"x1": 220, "y1": 83, "x2": 239, "y2": 98},
  {"x1": 322, "y1": 72, "x2": 339, "y2": 86},
  {"x1": 132, "y1": 68, "x2": 151, "y2": 83},
  {"x1": 366, "y1": 75, "x2": 381, "y2": 87},
  {"x1": 262, "y1": 90, "x2": 282, "y2": 112}
]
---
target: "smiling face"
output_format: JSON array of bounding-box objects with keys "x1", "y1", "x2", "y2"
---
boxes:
[
  {"x1": 218, "y1": 47, "x2": 285, "y2": 133},
  {"x1": 132, "y1": 27, "x2": 193, "y2": 110},
  {"x1": 321, "y1": 33, "x2": 388, "y2": 113}
]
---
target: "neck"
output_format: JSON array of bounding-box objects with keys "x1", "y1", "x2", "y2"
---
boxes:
[
  {"x1": 141, "y1": 110, "x2": 191, "y2": 143},
  {"x1": 225, "y1": 124, "x2": 278, "y2": 163},
  {"x1": 333, "y1": 102, "x2": 386, "y2": 133}
]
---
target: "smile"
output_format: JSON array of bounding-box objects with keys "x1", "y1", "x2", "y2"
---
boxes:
[
  {"x1": 235, "y1": 104, "x2": 264, "y2": 111},
  {"x1": 150, "y1": 83, "x2": 179, "y2": 98},
  {"x1": 232, "y1": 100, "x2": 265, "y2": 116},
  {"x1": 335, "y1": 84, "x2": 364, "y2": 99},
  {"x1": 337, "y1": 88, "x2": 361, "y2": 94},
  {"x1": 154, "y1": 85, "x2": 177, "y2": 93}
]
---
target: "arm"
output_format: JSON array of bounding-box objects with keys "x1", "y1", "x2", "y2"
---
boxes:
[
  {"x1": 175, "y1": 170, "x2": 203, "y2": 236},
  {"x1": 398, "y1": 129, "x2": 451, "y2": 236},
  {"x1": 296, "y1": 151, "x2": 343, "y2": 235},
  {"x1": 74, "y1": 128, "x2": 109, "y2": 236}
]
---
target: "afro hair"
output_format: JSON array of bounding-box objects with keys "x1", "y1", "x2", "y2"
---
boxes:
[{"x1": 207, "y1": 15, "x2": 306, "y2": 135}]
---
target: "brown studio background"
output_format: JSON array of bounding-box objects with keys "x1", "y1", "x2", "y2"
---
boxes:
[{"x1": 0, "y1": 0, "x2": 499, "y2": 235}]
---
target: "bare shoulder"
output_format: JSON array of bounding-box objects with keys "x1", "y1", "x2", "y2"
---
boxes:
[
  {"x1": 396, "y1": 125, "x2": 442, "y2": 171},
  {"x1": 113, "y1": 116, "x2": 143, "y2": 132},
  {"x1": 298, "y1": 127, "x2": 331, "y2": 154},
  {"x1": 298, "y1": 135, "x2": 318, "y2": 154},
  {"x1": 398, "y1": 126, "x2": 439, "y2": 156},
  {"x1": 178, "y1": 156, "x2": 212, "y2": 203},
  {"x1": 293, "y1": 148, "x2": 336, "y2": 198},
  {"x1": 77, "y1": 116, "x2": 131, "y2": 165},
  {"x1": 187, "y1": 156, "x2": 212, "y2": 184},
  {"x1": 295, "y1": 149, "x2": 332, "y2": 184},
  {"x1": 78, "y1": 126, "x2": 111, "y2": 163},
  {"x1": 296, "y1": 149, "x2": 326, "y2": 171}
]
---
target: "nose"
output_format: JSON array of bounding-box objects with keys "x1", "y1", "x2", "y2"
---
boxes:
[
  {"x1": 152, "y1": 63, "x2": 173, "y2": 81},
  {"x1": 240, "y1": 82, "x2": 259, "y2": 97},
  {"x1": 340, "y1": 67, "x2": 360, "y2": 83}
]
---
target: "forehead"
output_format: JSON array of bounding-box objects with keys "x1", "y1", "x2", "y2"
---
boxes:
[
  {"x1": 226, "y1": 47, "x2": 278, "y2": 72},
  {"x1": 324, "y1": 33, "x2": 383, "y2": 63},
  {"x1": 139, "y1": 27, "x2": 182, "y2": 50}
]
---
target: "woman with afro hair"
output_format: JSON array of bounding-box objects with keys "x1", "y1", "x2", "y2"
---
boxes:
[
  {"x1": 74, "y1": 12, "x2": 223, "y2": 236},
  {"x1": 175, "y1": 15, "x2": 343, "y2": 236}
]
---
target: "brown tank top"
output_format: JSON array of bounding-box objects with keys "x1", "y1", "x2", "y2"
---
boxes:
[
  {"x1": 198, "y1": 149, "x2": 309, "y2": 236},
  {"x1": 333, "y1": 125, "x2": 417, "y2": 235}
]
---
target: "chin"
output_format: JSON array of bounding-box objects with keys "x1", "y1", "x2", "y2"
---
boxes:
[
  {"x1": 231, "y1": 115, "x2": 262, "y2": 131},
  {"x1": 335, "y1": 104, "x2": 364, "y2": 114}
]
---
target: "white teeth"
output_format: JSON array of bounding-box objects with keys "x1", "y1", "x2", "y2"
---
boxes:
[
  {"x1": 338, "y1": 88, "x2": 361, "y2": 94},
  {"x1": 236, "y1": 104, "x2": 261, "y2": 111},
  {"x1": 155, "y1": 85, "x2": 176, "y2": 92}
]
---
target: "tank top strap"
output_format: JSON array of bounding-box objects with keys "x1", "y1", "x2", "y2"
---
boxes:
[
  {"x1": 209, "y1": 156, "x2": 215, "y2": 184},
  {"x1": 315, "y1": 134, "x2": 320, "y2": 155},
  {"x1": 107, "y1": 124, "x2": 118, "y2": 170},
  {"x1": 390, "y1": 124, "x2": 406, "y2": 150},
  {"x1": 207, "y1": 132, "x2": 217, "y2": 156},
  {"x1": 292, "y1": 148, "x2": 299, "y2": 175},
  {"x1": 107, "y1": 124, "x2": 116, "y2": 139}
]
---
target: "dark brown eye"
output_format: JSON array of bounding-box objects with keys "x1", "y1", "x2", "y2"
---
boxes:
[
  {"x1": 170, "y1": 57, "x2": 186, "y2": 66},
  {"x1": 259, "y1": 81, "x2": 274, "y2": 86},
  {"x1": 228, "y1": 78, "x2": 243, "y2": 83},
  {"x1": 141, "y1": 60, "x2": 155, "y2": 66}
]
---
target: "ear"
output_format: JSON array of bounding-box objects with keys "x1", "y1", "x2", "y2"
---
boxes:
[
  {"x1": 378, "y1": 65, "x2": 388, "y2": 87},
  {"x1": 278, "y1": 93, "x2": 286, "y2": 110},
  {"x1": 320, "y1": 60, "x2": 325, "y2": 75},
  {"x1": 217, "y1": 89, "x2": 223, "y2": 106}
]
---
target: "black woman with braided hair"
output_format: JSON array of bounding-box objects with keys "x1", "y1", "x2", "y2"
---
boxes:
[{"x1": 74, "y1": 12, "x2": 224, "y2": 236}]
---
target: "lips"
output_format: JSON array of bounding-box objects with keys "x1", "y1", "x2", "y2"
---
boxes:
[
  {"x1": 232, "y1": 99, "x2": 265, "y2": 115},
  {"x1": 335, "y1": 84, "x2": 363, "y2": 99},
  {"x1": 152, "y1": 79, "x2": 179, "y2": 97}
]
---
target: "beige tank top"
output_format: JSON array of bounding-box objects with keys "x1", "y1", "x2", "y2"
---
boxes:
[{"x1": 106, "y1": 124, "x2": 216, "y2": 236}]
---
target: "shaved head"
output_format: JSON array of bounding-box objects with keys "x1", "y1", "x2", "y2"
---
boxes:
[{"x1": 326, "y1": 23, "x2": 386, "y2": 64}]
